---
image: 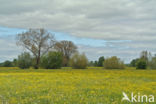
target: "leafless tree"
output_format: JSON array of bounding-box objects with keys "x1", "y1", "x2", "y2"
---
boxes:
[
  {"x1": 54, "y1": 40, "x2": 77, "y2": 66},
  {"x1": 16, "y1": 28, "x2": 56, "y2": 69},
  {"x1": 140, "y1": 50, "x2": 152, "y2": 65}
]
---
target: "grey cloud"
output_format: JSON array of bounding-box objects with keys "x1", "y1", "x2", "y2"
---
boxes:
[
  {"x1": 0, "y1": 0, "x2": 156, "y2": 62},
  {"x1": 0, "y1": 37, "x2": 22, "y2": 62},
  {"x1": 0, "y1": 0, "x2": 156, "y2": 41}
]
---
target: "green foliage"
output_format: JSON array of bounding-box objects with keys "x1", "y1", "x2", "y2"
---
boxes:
[
  {"x1": 94, "y1": 61, "x2": 98, "y2": 67},
  {"x1": 88, "y1": 61, "x2": 94, "y2": 67},
  {"x1": 40, "y1": 52, "x2": 63, "y2": 69},
  {"x1": 98, "y1": 56, "x2": 105, "y2": 67},
  {"x1": 70, "y1": 53, "x2": 88, "y2": 69},
  {"x1": 17, "y1": 52, "x2": 32, "y2": 69},
  {"x1": 104, "y1": 56, "x2": 125, "y2": 69},
  {"x1": 0, "y1": 59, "x2": 18, "y2": 67},
  {"x1": 12, "y1": 59, "x2": 18, "y2": 67},
  {"x1": 129, "y1": 51, "x2": 156, "y2": 69},
  {"x1": 136, "y1": 59, "x2": 147, "y2": 69},
  {"x1": 54, "y1": 40, "x2": 77, "y2": 67},
  {"x1": 16, "y1": 29, "x2": 55, "y2": 69},
  {"x1": 148, "y1": 57, "x2": 156, "y2": 69},
  {"x1": 88, "y1": 61, "x2": 98, "y2": 67},
  {"x1": 140, "y1": 51, "x2": 152, "y2": 64},
  {"x1": 130, "y1": 58, "x2": 139, "y2": 67},
  {"x1": 2, "y1": 60, "x2": 13, "y2": 67},
  {"x1": 0, "y1": 63, "x2": 2, "y2": 67}
]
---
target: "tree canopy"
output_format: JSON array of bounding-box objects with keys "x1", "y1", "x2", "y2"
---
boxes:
[{"x1": 16, "y1": 29, "x2": 56, "y2": 69}]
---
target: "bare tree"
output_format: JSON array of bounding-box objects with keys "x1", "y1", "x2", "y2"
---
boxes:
[
  {"x1": 140, "y1": 50, "x2": 152, "y2": 64},
  {"x1": 54, "y1": 40, "x2": 77, "y2": 66},
  {"x1": 16, "y1": 28, "x2": 55, "y2": 69}
]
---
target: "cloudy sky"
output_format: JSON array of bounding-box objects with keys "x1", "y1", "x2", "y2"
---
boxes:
[{"x1": 0, "y1": 0, "x2": 156, "y2": 63}]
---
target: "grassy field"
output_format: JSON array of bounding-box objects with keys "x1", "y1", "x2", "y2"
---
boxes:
[{"x1": 0, "y1": 67, "x2": 155, "y2": 104}]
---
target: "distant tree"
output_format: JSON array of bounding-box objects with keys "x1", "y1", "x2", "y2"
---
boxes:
[
  {"x1": 70, "y1": 53, "x2": 88, "y2": 69},
  {"x1": 3, "y1": 60, "x2": 13, "y2": 67},
  {"x1": 16, "y1": 29, "x2": 55, "y2": 69},
  {"x1": 130, "y1": 58, "x2": 139, "y2": 67},
  {"x1": 54, "y1": 40, "x2": 77, "y2": 66},
  {"x1": 17, "y1": 52, "x2": 32, "y2": 69},
  {"x1": 140, "y1": 51, "x2": 152, "y2": 65},
  {"x1": 94, "y1": 61, "x2": 98, "y2": 67},
  {"x1": 40, "y1": 52, "x2": 63, "y2": 69},
  {"x1": 89, "y1": 60, "x2": 99, "y2": 67},
  {"x1": 98, "y1": 56, "x2": 105, "y2": 67},
  {"x1": 12, "y1": 59, "x2": 18, "y2": 67},
  {"x1": 88, "y1": 61, "x2": 94, "y2": 67},
  {"x1": 149, "y1": 56, "x2": 156, "y2": 69},
  {"x1": 104, "y1": 56, "x2": 125, "y2": 69},
  {"x1": 0, "y1": 63, "x2": 2, "y2": 67},
  {"x1": 136, "y1": 59, "x2": 147, "y2": 69}
]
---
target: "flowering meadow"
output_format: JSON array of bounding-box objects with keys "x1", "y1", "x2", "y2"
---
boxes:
[{"x1": 0, "y1": 67, "x2": 155, "y2": 104}]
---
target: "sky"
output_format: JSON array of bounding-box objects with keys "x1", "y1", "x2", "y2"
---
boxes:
[{"x1": 0, "y1": 0, "x2": 156, "y2": 63}]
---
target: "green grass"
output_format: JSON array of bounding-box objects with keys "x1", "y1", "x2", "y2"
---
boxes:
[{"x1": 0, "y1": 67, "x2": 155, "y2": 104}]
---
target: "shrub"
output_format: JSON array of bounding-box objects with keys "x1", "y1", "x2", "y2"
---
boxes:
[
  {"x1": 130, "y1": 58, "x2": 139, "y2": 67},
  {"x1": 149, "y1": 57, "x2": 156, "y2": 69},
  {"x1": 70, "y1": 53, "x2": 88, "y2": 69},
  {"x1": 3, "y1": 60, "x2": 13, "y2": 67},
  {"x1": 88, "y1": 61, "x2": 94, "y2": 67},
  {"x1": 40, "y1": 52, "x2": 63, "y2": 69},
  {"x1": 94, "y1": 61, "x2": 98, "y2": 67},
  {"x1": 17, "y1": 52, "x2": 32, "y2": 69},
  {"x1": 136, "y1": 59, "x2": 147, "y2": 69},
  {"x1": 12, "y1": 59, "x2": 18, "y2": 67},
  {"x1": 104, "y1": 56, "x2": 125, "y2": 69},
  {"x1": 0, "y1": 63, "x2": 2, "y2": 67}
]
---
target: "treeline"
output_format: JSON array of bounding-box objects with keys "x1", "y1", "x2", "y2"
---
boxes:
[
  {"x1": 88, "y1": 56, "x2": 125, "y2": 69},
  {"x1": 0, "y1": 28, "x2": 156, "y2": 70},
  {"x1": 0, "y1": 29, "x2": 88, "y2": 69},
  {"x1": 130, "y1": 51, "x2": 156, "y2": 69},
  {"x1": 0, "y1": 53, "x2": 125, "y2": 69},
  {"x1": 0, "y1": 51, "x2": 88, "y2": 69}
]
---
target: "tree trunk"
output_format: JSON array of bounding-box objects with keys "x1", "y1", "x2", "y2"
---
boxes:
[
  {"x1": 35, "y1": 48, "x2": 41, "y2": 69},
  {"x1": 35, "y1": 54, "x2": 40, "y2": 69},
  {"x1": 34, "y1": 57, "x2": 40, "y2": 69}
]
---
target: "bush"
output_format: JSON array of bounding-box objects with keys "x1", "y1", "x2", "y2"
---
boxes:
[
  {"x1": 130, "y1": 58, "x2": 139, "y2": 67},
  {"x1": 17, "y1": 52, "x2": 32, "y2": 69},
  {"x1": 149, "y1": 57, "x2": 156, "y2": 69},
  {"x1": 40, "y1": 52, "x2": 63, "y2": 69},
  {"x1": 104, "y1": 56, "x2": 125, "y2": 69},
  {"x1": 136, "y1": 59, "x2": 147, "y2": 69},
  {"x1": 2, "y1": 60, "x2": 13, "y2": 67},
  {"x1": 0, "y1": 63, "x2": 2, "y2": 67},
  {"x1": 12, "y1": 59, "x2": 18, "y2": 67},
  {"x1": 70, "y1": 53, "x2": 88, "y2": 69}
]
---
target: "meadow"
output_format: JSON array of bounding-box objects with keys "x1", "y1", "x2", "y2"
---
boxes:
[{"x1": 0, "y1": 67, "x2": 155, "y2": 104}]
